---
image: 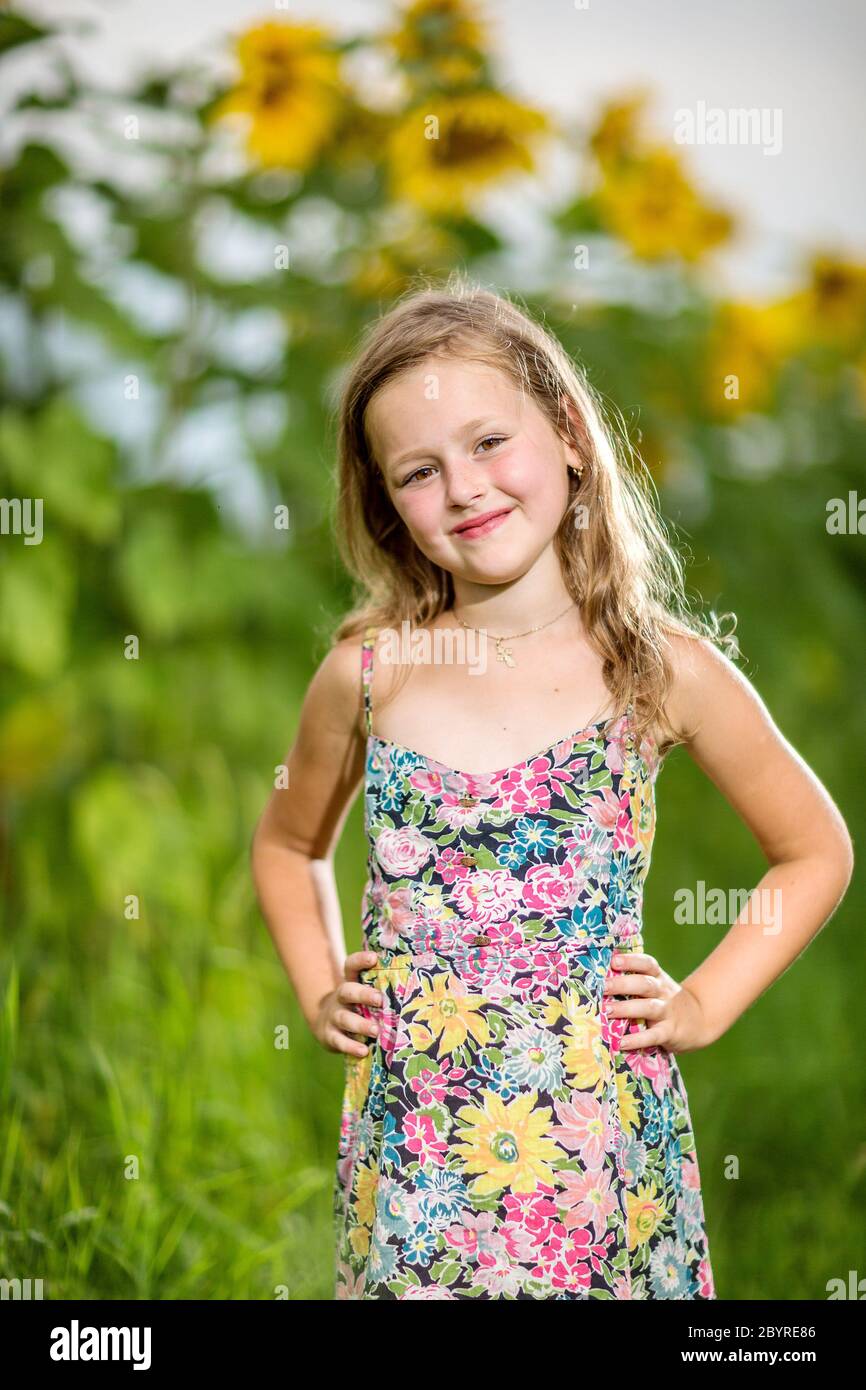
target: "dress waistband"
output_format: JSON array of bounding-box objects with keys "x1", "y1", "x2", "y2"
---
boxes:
[{"x1": 364, "y1": 927, "x2": 644, "y2": 970}]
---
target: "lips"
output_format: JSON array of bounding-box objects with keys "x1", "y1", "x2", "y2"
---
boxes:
[{"x1": 452, "y1": 508, "x2": 513, "y2": 537}]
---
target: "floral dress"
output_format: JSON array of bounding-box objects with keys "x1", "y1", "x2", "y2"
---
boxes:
[{"x1": 332, "y1": 626, "x2": 716, "y2": 1300}]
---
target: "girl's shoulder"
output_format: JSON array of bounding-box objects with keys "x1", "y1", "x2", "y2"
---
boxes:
[
  {"x1": 315, "y1": 626, "x2": 401, "y2": 743},
  {"x1": 659, "y1": 628, "x2": 747, "y2": 750},
  {"x1": 313, "y1": 632, "x2": 370, "y2": 743}
]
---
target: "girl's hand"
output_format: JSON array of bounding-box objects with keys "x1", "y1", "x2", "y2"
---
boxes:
[
  {"x1": 313, "y1": 950, "x2": 383, "y2": 1059},
  {"x1": 603, "y1": 950, "x2": 712, "y2": 1054}
]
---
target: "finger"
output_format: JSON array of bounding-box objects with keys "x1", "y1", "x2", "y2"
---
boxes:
[
  {"x1": 338, "y1": 980, "x2": 385, "y2": 1009},
  {"x1": 343, "y1": 950, "x2": 379, "y2": 980},
  {"x1": 609, "y1": 997, "x2": 663, "y2": 1020},
  {"x1": 604, "y1": 972, "x2": 659, "y2": 997},
  {"x1": 327, "y1": 1026, "x2": 372, "y2": 1059},
  {"x1": 611, "y1": 952, "x2": 658, "y2": 973},
  {"x1": 617, "y1": 1016, "x2": 673, "y2": 1050},
  {"x1": 336, "y1": 1006, "x2": 380, "y2": 1040}
]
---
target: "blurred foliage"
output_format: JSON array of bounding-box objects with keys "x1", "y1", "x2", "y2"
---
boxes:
[{"x1": 0, "y1": 1, "x2": 864, "y2": 1299}]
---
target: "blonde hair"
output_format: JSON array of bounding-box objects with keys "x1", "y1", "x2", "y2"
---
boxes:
[{"x1": 329, "y1": 270, "x2": 739, "y2": 757}]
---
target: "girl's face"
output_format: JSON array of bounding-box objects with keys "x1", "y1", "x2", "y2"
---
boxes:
[{"x1": 365, "y1": 356, "x2": 579, "y2": 584}]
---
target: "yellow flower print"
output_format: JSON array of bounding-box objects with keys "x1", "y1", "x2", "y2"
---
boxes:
[
  {"x1": 632, "y1": 765, "x2": 656, "y2": 857},
  {"x1": 614, "y1": 1068, "x2": 640, "y2": 1138},
  {"x1": 626, "y1": 1181, "x2": 667, "y2": 1249},
  {"x1": 559, "y1": 992, "x2": 610, "y2": 1092},
  {"x1": 345, "y1": 1049, "x2": 373, "y2": 1117},
  {"x1": 453, "y1": 1090, "x2": 565, "y2": 1196},
  {"x1": 349, "y1": 1223, "x2": 371, "y2": 1258},
  {"x1": 402, "y1": 972, "x2": 491, "y2": 1057},
  {"x1": 353, "y1": 1160, "x2": 380, "y2": 1228}
]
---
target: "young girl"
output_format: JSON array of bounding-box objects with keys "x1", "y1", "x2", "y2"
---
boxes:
[{"x1": 250, "y1": 277, "x2": 853, "y2": 1301}]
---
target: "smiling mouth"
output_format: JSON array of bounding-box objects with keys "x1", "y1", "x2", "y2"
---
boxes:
[{"x1": 453, "y1": 509, "x2": 513, "y2": 538}]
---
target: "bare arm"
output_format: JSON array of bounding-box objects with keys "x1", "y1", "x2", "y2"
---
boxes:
[
  {"x1": 250, "y1": 637, "x2": 368, "y2": 1035},
  {"x1": 668, "y1": 634, "x2": 854, "y2": 1045}
]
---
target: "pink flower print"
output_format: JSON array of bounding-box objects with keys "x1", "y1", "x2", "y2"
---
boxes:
[
  {"x1": 523, "y1": 858, "x2": 584, "y2": 915},
  {"x1": 482, "y1": 921, "x2": 525, "y2": 953},
  {"x1": 518, "y1": 947, "x2": 570, "y2": 1000},
  {"x1": 613, "y1": 789, "x2": 637, "y2": 853},
  {"x1": 335, "y1": 1261, "x2": 366, "y2": 1299},
  {"x1": 603, "y1": 722, "x2": 627, "y2": 773},
  {"x1": 698, "y1": 1257, "x2": 715, "y2": 1298},
  {"x1": 403, "y1": 1111, "x2": 448, "y2": 1167},
  {"x1": 474, "y1": 1246, "x2": 530, "y2": 1297},
  {"x1": 409, "y1": 1061, "x2": 471, "y2": 1105},
  {"x1": 400, "y1": 1284, "x2": 459, "y2": 1300},
  {"x1": 549, "y1": 1093, "x2": 613, "y2": 1170},
  {"x1": 377, "y1": 1003, "x2": 402, "y2": 1066},
  {"x1": 437, "y1": 794, "x2": 487, "y2": 832},
  {"x1": 492, "y1": 761, "x2": 555, "y2": 813},
  {"x1": 555, "y1": 1165, "x2": 619, "y2": 1242},
  {"x1": 436, "y1": 845, "x2": 477, "y2": 884},
  {"x1": 374, "y1": 824, "x2": 435, "y2": 876},
  {"x1": 449, "y1": 868, "x2": 523, "y2": 928},
  {"x1": 585, "y1": 786, "x2": 623, "y2": 832},
  {"x1": 500, "y1": 1219, "x2": 549, "y2": 1264},
  {"x1": 444, "y1": 1208, "x2": 499, "y2": 1259},
  {"x1": 682, "y1": 1154, "x2": 703, "y2": 1192},
  {"x1": 531, "y1": 1221, "x2": 594, "y2": 1293},
  {"x1": 374, "y1": 885, "x2": 415, "y2": 948},
  {"x1": 501, "y1": 1186, "x2": 560, "y2": 1248},
  {"x1": 405, "y1": 766, "x2": 450, "y2": 796}
]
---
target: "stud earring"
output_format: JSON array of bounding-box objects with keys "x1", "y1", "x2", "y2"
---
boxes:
[{"x1": 568, "y1": 463, "x2": 585, "y2": 480}]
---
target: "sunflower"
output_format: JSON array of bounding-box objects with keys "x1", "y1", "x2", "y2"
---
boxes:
[
  {"x1": 795, "y1": 252, "x2": 866, "y2": 349},
  {"x1": 595, "y1": 146, "x2": 734, "y2": 263},
  {"x1": 386, "y1": 0, "x2": 487, "y2": 86},
  {"x1": 703, "y1": 298, "x2": 804, "y2": 415},
  {"x1": 386, "y1": 88, "x2": 550, "y2": 215},
  {"x1": 210, "y1": 21, "x2": 344, "y2": 170},
  {"x1": 588, "y1": 89, "x2": 653, "y2": 168}
]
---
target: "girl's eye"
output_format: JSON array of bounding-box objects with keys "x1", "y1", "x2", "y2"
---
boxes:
[
  {"x1": 399, "y1": 438, "x2": 506, "y2": 487},
  {"x1": 400, "y1": 465, "x2": 435, "y2": 487}
]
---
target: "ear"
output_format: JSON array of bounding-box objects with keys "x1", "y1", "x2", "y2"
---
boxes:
[{"x1": 556, "y1": 393, "x2": 590, "y2": 466}]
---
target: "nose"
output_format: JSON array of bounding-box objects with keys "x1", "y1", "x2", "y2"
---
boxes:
[{"x1": 442, "y1": 454, "x2": 486, "y2": 508}]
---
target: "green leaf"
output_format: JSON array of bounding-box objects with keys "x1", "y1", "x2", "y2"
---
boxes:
[
  {"x1": 0, "y1": 14, "x2": 52, "y2": 58},
  {"x1": 0, "y1": 398, "x2": 121, "y2": 543},
  {"x1": 0, "y1": 534, "x2": 74, "y2": 677},
  {"x1": 71, "y1": 763, "x2": 208, "y2": 918}
]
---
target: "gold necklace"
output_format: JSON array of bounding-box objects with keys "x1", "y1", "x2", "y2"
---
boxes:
[{"x1": 453, "y1": 601, "x2": 575, "y2": 668}]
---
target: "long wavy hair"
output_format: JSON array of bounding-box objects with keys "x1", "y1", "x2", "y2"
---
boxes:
[{"x1": 329, "y1": 270, "x2": 739, "y2": 757}]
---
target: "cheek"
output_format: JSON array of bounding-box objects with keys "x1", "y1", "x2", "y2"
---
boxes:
[
  {"x1": 391, "y1": 489, "x2": 443, "y2": 545},
  {"x1": 493, "y1": 451, "x2": 563, "y2": 511}
]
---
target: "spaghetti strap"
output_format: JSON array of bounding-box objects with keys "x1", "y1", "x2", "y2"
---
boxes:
[
  {"x1": 360, "y1": 625, "x2": 378, "y2": 736},
  {"x1": 625, "y1": 697, "x2": 636, "y2": 756}
]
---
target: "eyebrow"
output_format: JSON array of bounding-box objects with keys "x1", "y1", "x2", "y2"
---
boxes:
[{"x1": 388, "y1": 417, "x2": 503, "y2": 472}]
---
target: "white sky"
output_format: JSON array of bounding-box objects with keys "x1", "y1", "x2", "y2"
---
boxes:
[{"x1": 13, "y1": 0, "x2": 866, "y2": 295}]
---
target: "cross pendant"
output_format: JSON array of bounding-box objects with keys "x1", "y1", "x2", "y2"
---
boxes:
[{"x1": 495, "y1": 637, "x2": 516, "y2": 668}]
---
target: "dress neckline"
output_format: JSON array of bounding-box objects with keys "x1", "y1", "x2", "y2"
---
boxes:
[{"x1": 367, "y1": 711, "x2": 627, "y2": 781}]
